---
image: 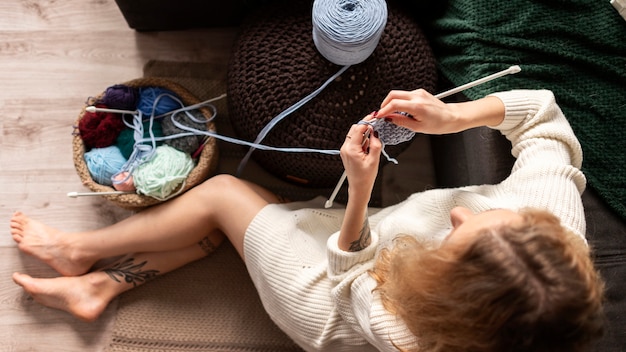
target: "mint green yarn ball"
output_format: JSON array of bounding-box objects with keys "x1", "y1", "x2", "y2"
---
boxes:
[{"x1": 133, "y1": 145, "x2": 195, "y2": 200}]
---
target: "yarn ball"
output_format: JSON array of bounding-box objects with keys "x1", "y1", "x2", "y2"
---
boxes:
[
  {"x1": 133, "y1": 145, "x2": 195, "y2": 200},
  {"x1": 112, "y1": 171, "x2": 136, "y2": 192},
  {"x1": 84, "y1": 146, "x2": 128, "y2": 186},
  {"x1": 312, "y1": 0, "x2": 387, "y2": 66},
  {"x1": 100, "y1": 84, "x2": 139, "y2": 110},
  {"x1": 137, "y1": 87, "x2": 181, "y2": 116},
  {"x1": 162, "y1": 109, "x2": 209, "y2": 154},
  {"x1": 115, "y1": 120, "x2": 164, "y2": 159},
  {"x1": 79, "y1": 104, "x2": 127, "y2": 149}
]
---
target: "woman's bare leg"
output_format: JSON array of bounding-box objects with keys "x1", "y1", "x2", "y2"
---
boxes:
[
  {"x1": 10, "y1": 174, "x2": 280, "y2": 276},
  {"x1": 12, "y1": 235, "x2": 216, "y2": 322}
]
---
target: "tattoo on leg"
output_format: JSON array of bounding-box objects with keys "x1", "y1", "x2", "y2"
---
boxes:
[
  {"x1": 198, "y1": 236, "x2": 216, "y2": 255},
  {"x1": 102, "y1": 257, "x2": 159, "y2": 287},
  {"x1": 349, "y1": 217, "x2": 371, "y2": 252}
]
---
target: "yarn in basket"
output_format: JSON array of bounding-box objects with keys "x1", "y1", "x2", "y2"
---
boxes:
[
  {"x1": 73, "y1": 77, "x2": 220, "y2": 211},
  {"x1": 78, "y1": 105, "x2": 127, "y2": 149},
  {"x1": 132, "y1": 145, "x2": 196, "y2": 200},
  {"x1": 84, "y1": 146, "x2": 127, "y2": 186}
]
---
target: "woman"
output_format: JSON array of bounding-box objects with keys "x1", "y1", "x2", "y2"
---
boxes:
[{"x1": 10, "y1": 89, "x2": 604, "y2": 351}]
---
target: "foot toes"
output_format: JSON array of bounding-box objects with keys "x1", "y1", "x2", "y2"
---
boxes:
[{"x1": 12, "y1": 272, "x2": 29, "y2": 287}]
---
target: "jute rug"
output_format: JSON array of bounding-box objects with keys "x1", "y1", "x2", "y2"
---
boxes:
[
  {"x1": 105, "y1": 58, "x2": 392, "y2": 351},
  {"x1": 105, "y1": 60, "x2": 334, "y2": 352}
]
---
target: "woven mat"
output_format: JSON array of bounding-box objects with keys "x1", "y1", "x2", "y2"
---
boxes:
[
  {"x1": 107, "y1": 242, "x2": 302, "y2": 352},
  {"x1": 104, "y1": 59, "x2": 337, "y2": 352}
]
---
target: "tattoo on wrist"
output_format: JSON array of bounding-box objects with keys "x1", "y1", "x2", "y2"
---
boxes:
[
  {"x1": 198, "y1": 236, "x2": 216, "y2": 255},
  {"x1": 103, "y1": 257, "x2": 159, "y2": 287},
  {"x1": 349, "y1": 217, "x2": 371, "y2": 252}
]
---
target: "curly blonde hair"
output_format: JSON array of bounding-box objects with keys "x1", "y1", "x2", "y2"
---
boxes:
[{"x1": 371, "y1": 209, "x2": 605, "y2": 352}]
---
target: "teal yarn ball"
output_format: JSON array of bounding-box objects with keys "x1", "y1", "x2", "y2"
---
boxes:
[
  {"x1": 133, "y1": 145, "x2": 195, "y2": 200},
  {"x1": 116, "y1": 120, "x2": 164, "y2": 159},
  {"x1": 84, "y1": 146, "x2": 128, "y2": 186}
]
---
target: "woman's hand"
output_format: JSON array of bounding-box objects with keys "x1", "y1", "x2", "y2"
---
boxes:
[
  {"x1": 338, "y1": 115, "x2": 382, "y2": 252},
  {"x1": 340, "y1": 117, "x2": 382, "y2": 199},
  {"x1": 376, "y1": 89, "x2": 505, "y2": 134}
]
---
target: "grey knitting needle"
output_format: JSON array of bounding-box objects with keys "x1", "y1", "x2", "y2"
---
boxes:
[
  {"x1": 85, "y1": 93, "x2": 228, "y2": 115},
  {"x1": 324, "y1": 65, "x2": 521, "y2": 208},
  {"x1": 67, "y1": 191, "x2": 134, "y2": 198}
]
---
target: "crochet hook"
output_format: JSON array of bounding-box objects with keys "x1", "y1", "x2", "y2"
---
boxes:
[{"x1": 323, "y1": 65, "x2": 521, "y2": 208}]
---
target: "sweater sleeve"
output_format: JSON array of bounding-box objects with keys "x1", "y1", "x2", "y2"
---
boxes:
[
  {"x1": 488, "y1": 89, "x2": 583, "y2": 171},
  {"x1": 488, "y1": 89, "x2": 587, "y2": 236}
]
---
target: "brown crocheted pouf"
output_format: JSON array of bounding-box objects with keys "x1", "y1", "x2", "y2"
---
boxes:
[
  {"x1": 73, "y1": 77, "x2": 219, "y2": 211},
  {"x1": 227, "y1": 0, "x2": 437, "y2": 187}
]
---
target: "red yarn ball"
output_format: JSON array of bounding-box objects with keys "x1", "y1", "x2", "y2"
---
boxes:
[{"x1": 79, "y1": 104, "x2": 127, "y2": 149}]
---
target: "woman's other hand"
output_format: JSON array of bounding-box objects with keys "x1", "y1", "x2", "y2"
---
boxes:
[{"x1": 376, "y1": 89, "x2": 505, "y2": 134}]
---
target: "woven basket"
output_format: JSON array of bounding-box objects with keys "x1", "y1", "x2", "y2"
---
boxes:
[
  {"x1": 73, "y1": 77, "x2": 219, "y2": 211},
  {"x1": 227, "y1": 0, "x2": 437, "y2": 188}
]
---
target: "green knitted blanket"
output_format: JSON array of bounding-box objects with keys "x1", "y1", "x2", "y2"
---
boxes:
[{"x1": 426, "y1": 0, "x2": 626, "y2": 220}]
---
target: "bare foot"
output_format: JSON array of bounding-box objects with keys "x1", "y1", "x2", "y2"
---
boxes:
[
  {"x1": 12, "y1": 272, "x2": 113, "y2": 322},
  {"x1": 10, "y1": 212, "x2": 95, "y2": 276}
]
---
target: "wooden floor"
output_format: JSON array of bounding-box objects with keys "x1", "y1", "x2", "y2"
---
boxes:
[
  {"x1": 0, "y1": 1, "x2": 434, "y2": 351},
  {"x1": 0, "y1": 1, "x2": 238, "y2": 350}
]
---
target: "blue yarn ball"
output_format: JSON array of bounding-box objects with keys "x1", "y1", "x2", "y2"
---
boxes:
[
  {"x1": 137, "y1": 87, "x2": 181, "y2": 116},
  {"x1": 84, "y1": 146, "x2": 128, "y2": 186}
]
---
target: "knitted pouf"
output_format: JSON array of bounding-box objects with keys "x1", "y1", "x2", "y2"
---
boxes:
[
  {"x1": 73, "y1": 77, "x2": 219, "y2": 211},
  {"x1": 227, "y1": 0, "x2": 437, "y2": 187}
]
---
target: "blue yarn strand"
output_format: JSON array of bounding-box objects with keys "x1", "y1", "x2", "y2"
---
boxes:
[
  {"x1": 110, "y1": 89, "x2": 412, "y2": 194},
  {"x1": 235, "y1": 64, "x2": 350, "y2": 176}
]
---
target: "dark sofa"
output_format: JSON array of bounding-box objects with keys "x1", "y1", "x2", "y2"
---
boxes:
[{"x1": 114, "y1": 0, "x2": 626, "y2": 351}]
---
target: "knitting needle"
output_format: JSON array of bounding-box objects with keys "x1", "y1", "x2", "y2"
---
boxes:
[
  {"x1": 85, "y1": 106, "x2": 137, "y2": 114},
  {"x1": 434, "y1": 65, "x2": 521, "y2": 100},
  {"x1": 67, "y1": 191, "x2": 134, "y2": 198},
  {"x1": 323, "y1": 65, "x2": 521, "y2": 208},
  {"x1": 85, "y1": 94, "x2": 228, "y2": 115}
]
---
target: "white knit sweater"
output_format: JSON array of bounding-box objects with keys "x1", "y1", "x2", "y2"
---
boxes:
[{"x1": 243, "y1": 90, "x2": 586, "y2": 351}]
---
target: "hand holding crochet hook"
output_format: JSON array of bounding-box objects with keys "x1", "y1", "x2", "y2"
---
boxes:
[{"x1": 325, "y1": 65, "x2": 521, "y2": 208}]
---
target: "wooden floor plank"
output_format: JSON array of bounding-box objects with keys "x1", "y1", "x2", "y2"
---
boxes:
[
  {"x1": 0, "y1": 1, "x2": 236, "y2": 350},
  {"x1": 0, "y1": 0, "x2": 129, "y2": 31},
  {"x1": 0, "y1": 247, "x2": 118, "y2": 352}
]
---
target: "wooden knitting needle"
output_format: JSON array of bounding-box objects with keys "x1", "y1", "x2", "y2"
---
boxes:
[{"x1": 324, "y1": 65, "x2": 521, "y2": 208}]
